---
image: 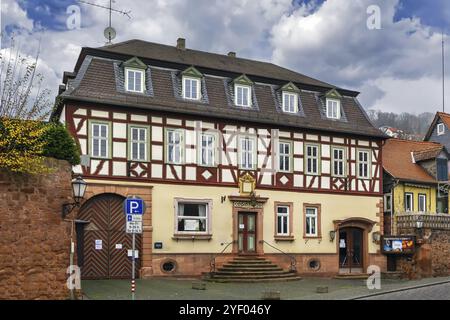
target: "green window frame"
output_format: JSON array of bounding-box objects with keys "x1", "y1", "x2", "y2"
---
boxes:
[
  {"x1": 357, "y1": 148, "x2": 371, "y2": 179},
  {"x1": 331, "y1": 146, "x2": 346, "y2": 177},
  {"x1": 88, "y1": 120, "x2": 112, "y2": 159},
  {"x1": 304, "y1": 143, "x2": 321, "y2": 175},
  {"x1": 125, "y1": 67, "x2": 145, "y2": 93},
  {"x1": 278, "y1": 140, "x2": 293, "y2": 173},
  {"x1": 128, "y1": 124, "x2": 150, "y2": 162},
  {"x1": 238, "y1": 135, "x2": 257, "y2": 170},
  {"x1": 165, "y1": 128, "x2": 185, "y2": 164},
  {"x1": 198, "y1": 132, "x2": 217, "y2": 167}
]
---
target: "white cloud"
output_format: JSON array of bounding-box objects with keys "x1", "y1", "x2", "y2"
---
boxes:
[
  {"x1": 1, "y1": 0, "x2": 449, "y2": 115},
  {"x1": 269, "y1": 0, "x2": 449, "y2": 113}
]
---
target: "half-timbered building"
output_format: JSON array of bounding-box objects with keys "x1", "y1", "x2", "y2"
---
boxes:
[{"x1": 53, "y1": 38, "x2": 386, "y2": 280}]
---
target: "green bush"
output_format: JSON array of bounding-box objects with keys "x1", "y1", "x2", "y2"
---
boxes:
[{"x1": 42, "y1": 123, "x2": 80, "y2": 165}]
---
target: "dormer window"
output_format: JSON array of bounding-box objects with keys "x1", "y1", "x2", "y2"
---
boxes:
[
  {"x1": 326, "y1": 99, "x2": 341, "y2": 119},
  {"x1": 181, "y1": 66, "x2": 203, "y2": 101},
  {"x1": 437, "y1": 123, "x2": 445, "y2": 136},
  {"x1": 235, "y1": 85, "x2": 251, "y2": 107},
  {"x1": 126, "y1": 68, "x2": 145, "y2": 93},
  {"x1": 123, "y1": 57, "x2": 147, "y2": 94},
  {"x1": 233, "y1": 74, "x2": 254, "y2": 108},
  {"x1": 183, "y1": 77, "x2": 200, "y2": 100},
  {"x1": 280, "y1": 82, "x2": 300, "y2": 114},
  {"x1": 282, "y1": 92, "x2": 298, "y2": 113}
]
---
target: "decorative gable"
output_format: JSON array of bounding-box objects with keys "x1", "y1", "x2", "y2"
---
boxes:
[
  {"x1": 233, "y1": 74, "x2": 254, "y2": 86},
  {"x1": 181, "y1": 66, "x2": 203, "y2": 78},
  {"x1": 281, "y1": 82, "x2": 300, "y2": 94},
  {"x1": 122, "y1": 56, "x2": 147, "y2": 70},
  {"x1": 324, "y1": 88, "x2": 342, "y2": 100}
]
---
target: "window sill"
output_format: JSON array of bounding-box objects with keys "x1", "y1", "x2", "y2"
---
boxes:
[
  {"x1": 274, "y1": 236, "x2": 295, "y2": 242},
  {"x1": 172, "y1": 234, "x2": 212, "y2": 241},
  {"x1": 303, "y1": 236, "x2": 322, "y2": 239}
]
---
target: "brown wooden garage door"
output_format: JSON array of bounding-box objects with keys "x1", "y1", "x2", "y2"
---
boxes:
[{"x1": 77, "y1": 193, "x2": 142, "y2": 279}]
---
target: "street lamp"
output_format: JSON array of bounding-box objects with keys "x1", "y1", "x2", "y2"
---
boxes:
[{"x1": 62, "y1": 176, "x2": 87, "y2": 218}]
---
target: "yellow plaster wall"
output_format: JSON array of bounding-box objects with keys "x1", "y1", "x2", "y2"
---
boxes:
[
  {"x1": 151, "y1": 183, "x2": 382, "y2": 255},
  {"x1": 392, "y1": 184, "x2": 436, "y2": 213}
]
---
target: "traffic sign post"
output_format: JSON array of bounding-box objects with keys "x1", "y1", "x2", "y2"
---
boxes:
[{"x1": 123, "y1": 196, "x2": 145, "y2": 301}]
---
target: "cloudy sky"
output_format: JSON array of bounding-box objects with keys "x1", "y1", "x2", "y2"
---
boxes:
[{"x1": 1, "y1": 0, "x2": 450, "y2": 114}]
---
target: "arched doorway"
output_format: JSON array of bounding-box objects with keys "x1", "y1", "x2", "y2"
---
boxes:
[
  {"x1": 339, "y1": 227, "x2": 364, "y2": 273},
  {"x1": 76, "y1": 193, "x2": 142, "y2": 279}
]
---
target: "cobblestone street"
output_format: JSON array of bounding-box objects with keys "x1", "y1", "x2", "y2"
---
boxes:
[{"x1": 81, "y1": 276, "x2": 450, "y2": 300}]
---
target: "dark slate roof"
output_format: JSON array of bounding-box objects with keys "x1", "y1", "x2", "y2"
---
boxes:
[{"x1": 56, "y1": 39, "x2": 385, "y2": 138}]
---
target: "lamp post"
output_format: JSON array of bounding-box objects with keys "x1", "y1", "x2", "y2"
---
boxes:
[{"x1": 62, "y1": 176, "x2": 87, "y2": 300}]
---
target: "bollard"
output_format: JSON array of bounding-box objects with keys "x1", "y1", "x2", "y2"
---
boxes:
[
  {"x1": 316, "y1": 286, "x2": 328, "y2": 293},
  {"x1": 192, "y1": 281, "x2": 207, "y2": 290},
  {"x1": 261, "y1": 290, "x2": 281, "y2": 300}
]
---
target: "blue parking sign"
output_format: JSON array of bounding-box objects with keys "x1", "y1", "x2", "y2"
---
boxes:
[{"x1": 124, "y1": 197, "x2": 145, "y2": 215}]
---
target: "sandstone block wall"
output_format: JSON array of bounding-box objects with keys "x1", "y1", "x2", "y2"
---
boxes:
[{"x1": 0, "y1": 159, "x2": 73, "y2": 300}]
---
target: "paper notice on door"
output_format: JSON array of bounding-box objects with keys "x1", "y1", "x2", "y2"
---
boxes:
[
  {"x1": 95, "y1": 239, "x2": 102, "y2": 250},
  {"x1": 115, "y1": 244, "x2": 122, "y2": 249},
  {"x1": 339, "y1": 239, "x2": 346, "y2": 248},
  {"x1": 239, "y1": 224, "x2": 245, "y2": 229}
]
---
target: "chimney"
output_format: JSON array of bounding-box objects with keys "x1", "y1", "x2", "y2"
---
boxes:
[
  {"x1": 176, "y1": 38, "x2": 186, "y2": 50},
  {"x1": 227, "y1": 51, "x2": 236, "y2": 58}
]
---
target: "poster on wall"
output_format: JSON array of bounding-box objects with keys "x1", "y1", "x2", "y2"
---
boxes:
[
  {"x1": 95, "y1": 239, "x2": 103, "y2": 250},
  {"x1": 381, "y1": 236, "x2": 415, "y2": 255},
  {"x1": 184, "y1": 219, "x2": 199, "y2": 231}
]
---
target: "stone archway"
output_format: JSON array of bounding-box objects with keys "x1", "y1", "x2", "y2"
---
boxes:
[{"x1": 334, "y1": 217, "x2": 376, "y2": 274}]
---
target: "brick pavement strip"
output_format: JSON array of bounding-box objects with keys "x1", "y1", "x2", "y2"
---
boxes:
[{"x1": 81, "y1": 276, "x2": 450, "y2": 300}]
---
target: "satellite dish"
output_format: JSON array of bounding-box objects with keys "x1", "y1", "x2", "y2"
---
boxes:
[{"x1": 104, "y1": 27, "x2": 117, "y2": 42}]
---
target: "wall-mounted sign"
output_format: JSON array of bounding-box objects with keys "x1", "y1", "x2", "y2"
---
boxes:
[
  {"x1": 239, "y1": 172, "x2": 256, "y2": 195},
  {"x1": 115, "y1": 244, "x2": 123, "y2": 249},
  {"x1": 184, "y1": 219, "x2": 199, "y2": 231},
  {"x1": 154, "y1": 242, "x2": 163, "y2": 249},
  {"x1": 95, "y1": 239, "x2": 102, "y2": 250},
  {"x1": 381, "y1": 235, "x2": 415, "y2": 255}
]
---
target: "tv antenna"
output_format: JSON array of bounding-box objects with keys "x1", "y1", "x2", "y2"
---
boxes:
[
  {"x1": 78, "y1": 0, "x2": 131, "y2": 44},
  {"x1": 442, "y1": 30, "x2": 446, "y2": 113}
]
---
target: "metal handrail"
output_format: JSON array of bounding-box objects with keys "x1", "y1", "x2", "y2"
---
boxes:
[
  {"x1": 259, "y1": 240, "x2": 297, "y2": 272},
  {"x1": 210, "y1": 241, "x2": 235, "y2": 273}
]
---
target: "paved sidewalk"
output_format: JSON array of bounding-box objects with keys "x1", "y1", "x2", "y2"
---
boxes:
[{"x1": 81, "y1": 276, "x2": 450, "y2": 300}]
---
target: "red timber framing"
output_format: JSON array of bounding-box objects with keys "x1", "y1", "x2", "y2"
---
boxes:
[{"x1": 65, "y1": 101, "x2": 383, "y2": 196}]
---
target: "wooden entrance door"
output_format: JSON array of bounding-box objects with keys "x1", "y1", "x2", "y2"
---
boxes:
[
  {"x1": 339, "y1": 227, "x2": 363, "y2": 273},
  {"x1": 238, "y1": 212, "x2": 257, "y2": 254},
  {"x1": 77, "y1": 194, "x2": 142, "y2": 279}
]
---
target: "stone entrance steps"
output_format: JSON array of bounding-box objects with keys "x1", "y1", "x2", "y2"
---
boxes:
[{"x1": 206, "y1": 256, "x2": 301, "y2": 283}]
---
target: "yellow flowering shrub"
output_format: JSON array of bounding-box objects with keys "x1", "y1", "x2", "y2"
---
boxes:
[{"x1": 0, "y1": 118, "x2": 48, "y2": 174}]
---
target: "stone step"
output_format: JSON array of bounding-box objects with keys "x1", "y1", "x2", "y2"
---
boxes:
[
  {"x1": 215, "y1": 270, "x2": 291, "y2": 276},
  {"x1": 233, "y1": 256, "x2": 266, "y2": 260},
  {"x1": 207, "y1": 276, "x2": 302, "y2": 283},
  {"x1": 210, "y1": 272, "x2": 298, "y2": 280},
  {"x1": 218, "y1": 266, "x2": 283, "y2": 272},
  {"x1": 227, "y1": 260, "x2": 273, "y2": 265},
  {"x1": 334, "y1": 273, "x2": 369, "y2": 280}
]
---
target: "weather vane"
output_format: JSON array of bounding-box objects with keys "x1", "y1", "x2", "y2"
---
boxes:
[{"x1": 78, "y1": 0, "x2": 131, "y2": 44}]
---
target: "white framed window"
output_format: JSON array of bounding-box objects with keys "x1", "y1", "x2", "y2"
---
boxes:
[
  {"x1": 357, "y1": 149, "x2": 371, "y2": 179},
  {"x1": 199, "y1": 133, "x2": 216, "y2": 167},
  {"x1": 276, "y1": 206, "x2": 289, "y2": 236},
  {"x1": 437, "y1": 123, "x2": 445, "y2": 136},
  {"x1": 405, "y1": 193, "x2": 413, "y2": 212},
  {"x1": 418, "y1": 194, "x2": 426, "y2": 212},
  {"x1": 278, "y1": 141, "x2": 292, "y2": 172},
  {"x1": 305, "y1": 207, "x2": 318, "y2": 237},
  {"x1": 129, "y1": 126, "x2": 148, "y2": 161},
  {"x1": 91, "y1": 122, "x2": 109, "y2": 158},
  {"x1": 166, "y1": 129, "x2": 184, "y2": 164},
  {"x1": 326, "y1": 98, "x2": 341, "y2": 119},
  {"x1": 182, "y1": 76, "x2": 201, "y2": 100},
  {"x1": 235, "y1": 85, "x2": 252, "y2": 107},
  {"x1": 305, "y1": 144, "x2": 320, "y2": 175},
  {"x1": 331, "y1": 147, "x2": 346, "y2": 177},
  {"x1": 125, "y1": 68, "x2": 145, "y2": 93},
  {"x1": 282, "y1": 92, "x2": 298, "y2": 113},
  {"x1": 239, "y1": 136, "x2": 256, "y2": 170},
  {"x1": 175, "y1": 200, "x2": 211, "y2": 234}
]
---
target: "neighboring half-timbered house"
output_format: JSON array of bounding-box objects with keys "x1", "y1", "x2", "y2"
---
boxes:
[{"x1": 53, "y1": 38, "x2": 387, "y2": 280}]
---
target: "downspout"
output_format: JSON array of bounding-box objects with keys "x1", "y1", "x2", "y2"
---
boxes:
[{"x1": 391, "y1": 179, "x2": 400, "y2": 235}]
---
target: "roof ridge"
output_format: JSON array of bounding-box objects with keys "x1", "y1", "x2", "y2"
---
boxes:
[{"x1": 388, "y1": 138, "x2": 440, "y2": 145}]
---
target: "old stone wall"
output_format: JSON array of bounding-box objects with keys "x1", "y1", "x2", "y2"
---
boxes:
[
  {"x1": 0, "y1": 159, "x2": 73, "y2": 300},
  {"x1": 430, "y1": 230, "x2": 450, "y2": 277}
]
